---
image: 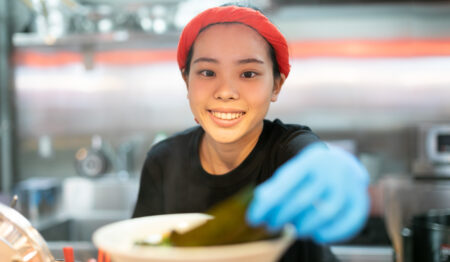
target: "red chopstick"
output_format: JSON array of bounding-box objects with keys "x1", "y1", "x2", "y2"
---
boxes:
[
  {"x1": 98, "y1": 249, "x2": 104, "y2": 262},
  {"x1": 98, "y1": 249, "x2": 110, "y2": 262},
  {"x1": 105, "y1": 252, "x2": 110, "y2": 262},
  {"x1": 63, "y1": 247, "x2": 74, "y2": 262}
]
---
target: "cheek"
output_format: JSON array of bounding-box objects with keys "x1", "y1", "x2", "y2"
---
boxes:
[
  {"x1": 245, "y1": 83, "x2": 275, "y2": 107},
  {"x1": 187, "y1": 82, "x2": 208, "y2": 104}
]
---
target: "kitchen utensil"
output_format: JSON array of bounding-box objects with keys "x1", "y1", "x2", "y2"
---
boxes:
[
  {"x1": 381, "y1": 176, "x2": 407, "y2": 262},
  {"x1": 381, "y1": 176, "x2": 450, "y2": 262},
  {"x1": 413, "y1": 124, "x2": 450, "y2": 178},
  {"x1": 403, "y1": 209, "x2": 450, "y2": 262},
  {"x1": 10, "y1": 194, "x2": 18, "y2": 208},
  {"x1": 97, "y1": 249, "x2": 111, "y2": 262},
  {"x1": 13, "y1": 177, "x2": 62, "y2": 222},
  {"x1": 75, "y1": 136, "x2": 109, "y2": 178},
  {"x1": 93, "y1": 213, "x2": 295, "y2": 262},
  {"x1": 0, "y1": 202, "x2": 55, "y2": 262},
  {"x1": 75, "y1": 147, "x2": 108, "y2": 177},
  {"x1": 63, "y1": 246, "x2": 74, "y2": 262}
]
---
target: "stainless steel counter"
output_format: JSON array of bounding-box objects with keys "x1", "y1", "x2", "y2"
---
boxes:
[
  {"x1": 46, "y1": 242, "x2": 394, "y2": 262},
  {"x1": 331, "y1": 246, "x2": 393, "y2": 262}
]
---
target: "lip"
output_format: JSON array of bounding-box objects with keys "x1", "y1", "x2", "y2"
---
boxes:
[
  {"x1": 209, "y1": 108, "x2": 245, "y2": 114},
  {"x1": 207, "y1": 109, "x2": 245, "y2": 128}
]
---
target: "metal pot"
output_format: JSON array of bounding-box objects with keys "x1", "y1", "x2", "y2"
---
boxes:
[
  {"x1": 74, "y1": 135, "x2": 110, "y2": 178},
  {"x1": 403, "y1": 209, "x2": 450, "y2": 262}
]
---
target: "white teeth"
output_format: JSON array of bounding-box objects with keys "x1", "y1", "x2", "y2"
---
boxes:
[{"x1": 211, "y1": 111, "x2": 244, "y2": 120}]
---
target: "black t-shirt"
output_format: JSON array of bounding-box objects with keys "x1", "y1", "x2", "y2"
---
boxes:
[{"x1": 132, "y1": 119, "x2": 337, "y2": 262}]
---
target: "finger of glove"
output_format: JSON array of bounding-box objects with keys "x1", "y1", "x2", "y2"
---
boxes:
[
  {"x1": 265, "y1": 171, "x2": 327, "y2": 230},
  {"x1": 293, "y1": 175, "x2": 348, "y2": 237},
  {"x1": 247, "y1": 151, "x2": 318, "y2": 225},
  {"x1": 312, "y1": 187, "x2": 370, "y2": 244}
]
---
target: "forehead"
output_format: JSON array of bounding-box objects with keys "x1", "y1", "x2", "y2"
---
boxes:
[{"x1": 191, "y1": 23, "x2": 271, "y2": 59}]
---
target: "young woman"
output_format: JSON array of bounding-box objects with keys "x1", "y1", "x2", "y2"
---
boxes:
[{"x1": 133, "y1": 4, "x2": 369, "y2": 261}]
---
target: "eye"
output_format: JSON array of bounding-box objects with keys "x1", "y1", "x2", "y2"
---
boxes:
[
  {"x1": 200, "y1": 70, "x2": 215, "y2": 77},
  {"x1": 241, "y1": 71, "x2": 257, "y2": 78}
]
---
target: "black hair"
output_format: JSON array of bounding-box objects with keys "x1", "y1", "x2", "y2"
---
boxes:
[{"x1": 182, "y1": 4, "x2": 281, "y2": 79}]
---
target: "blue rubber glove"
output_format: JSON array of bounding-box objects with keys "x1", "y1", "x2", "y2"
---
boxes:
[{"x1": 247, "y1": 142, "x2": 370, "y2": 244}]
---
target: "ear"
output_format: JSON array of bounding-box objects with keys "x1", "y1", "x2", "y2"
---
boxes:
[{"x1": 271, "y1": 73, "x2": 286, "y2": 102}]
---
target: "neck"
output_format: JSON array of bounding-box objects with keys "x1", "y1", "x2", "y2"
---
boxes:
[{"x1": 200, "y1": 123, "x2": 263, "y2": 175}]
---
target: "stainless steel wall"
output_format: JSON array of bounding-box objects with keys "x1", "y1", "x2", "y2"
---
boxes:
[
  {"x1": 13, "y1": 55, "x2": 450, "y2": 182},
  {"x1": 11, "y1": 3, "x2": 450, "y2": 184}
]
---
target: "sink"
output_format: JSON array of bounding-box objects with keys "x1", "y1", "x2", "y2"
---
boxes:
[{"x1": 28, "y1": 176, "x2": 139, "y2": 261}]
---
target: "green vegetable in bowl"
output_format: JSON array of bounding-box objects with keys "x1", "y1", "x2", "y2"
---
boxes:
[{"x1": 135, "y1": 186, "x2": 280, "y2": 247}]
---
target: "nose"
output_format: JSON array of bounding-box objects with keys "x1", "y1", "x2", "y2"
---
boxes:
[{"x1": 213, "y1": 77, "x2": 239, "y2": 101}]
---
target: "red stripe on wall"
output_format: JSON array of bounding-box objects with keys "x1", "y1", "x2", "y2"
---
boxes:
[
  {"x1": 14, "y1": 51, "x2": 83, "y2": 67},
  {"x1": 94, "y1": 49, "x2": 177, "y2": 64},
  {"x1": 14, "y1": 38, "x2": 450, "y2": 67},
  {"x1": 289, "y1": 39, "x2": 450, "y2": 58}
]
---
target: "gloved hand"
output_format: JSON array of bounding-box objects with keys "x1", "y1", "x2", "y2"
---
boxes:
[{"x1": 247, "y1": 142, "x2": 370, "y2": 244}]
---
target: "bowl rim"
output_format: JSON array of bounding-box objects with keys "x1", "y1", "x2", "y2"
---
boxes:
[{"x1": 92, "y1": 213, "x2": 296, "y2": 260}]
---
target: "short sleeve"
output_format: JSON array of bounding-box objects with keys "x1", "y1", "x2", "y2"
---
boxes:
[{"x1": 275, "y1": 127, "x2": 323, "y2": 167}]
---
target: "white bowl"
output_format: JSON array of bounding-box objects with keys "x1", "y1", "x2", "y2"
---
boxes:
[{"x1": 92, "y1": 213, "x2": 295, "y2": 262}]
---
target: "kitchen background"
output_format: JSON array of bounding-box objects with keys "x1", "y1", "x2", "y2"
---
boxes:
[{"x1": 1, "y1": 0, "x2": 450, "y2": 261}]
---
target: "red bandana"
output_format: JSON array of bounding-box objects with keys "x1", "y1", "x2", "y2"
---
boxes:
[{"x1": 177, "y1": 6, "x2": 290, "y2": 78}]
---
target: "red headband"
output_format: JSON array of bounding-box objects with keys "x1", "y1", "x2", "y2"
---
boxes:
[{"x1": 177, "y1": 6, "x2": 290, "y2": 78}]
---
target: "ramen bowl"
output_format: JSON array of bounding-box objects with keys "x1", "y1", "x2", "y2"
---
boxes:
[{"x1": 92, "y1": 213, "x2": 295, "y2": 262}]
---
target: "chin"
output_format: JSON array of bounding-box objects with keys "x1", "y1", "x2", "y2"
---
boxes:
[
  {"x1": 213, "y1": 132, "x2": 241, "y2": 144},
  {"x1": 206, "y1": 128, "x2": 243, "y2": 144}
]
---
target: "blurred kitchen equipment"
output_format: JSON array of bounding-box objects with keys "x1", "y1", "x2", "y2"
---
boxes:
[
  {"x1": 13, "y1": 177, "x2": 62, "y2": 223},
  {"x1": 115, "y1": 140, "x2": 136, "y2": 180},
  {"x1": 17, "y1": 0, "x2": 182, "y2": 39},
  {"x1": 75, "y1": 135, "x2": 110, "y2": 178},
  {"x1": 93, "y1": 213, "x2": 295, "y2": 262},
  {"x1": 381, "y1": 123, "x2": 450, "y2": 261},
  {"x1": 10, "y1": 194, "x2": 18, "y2": 208},
  {"x1": 0, "y1": 202, "x2": 55, "y2": 262},
  {"x1": 382, "y1": 176, "x2": 407, "y2": 262},
  {"x1": 413, "y1": 123, "x2": 450, "y2": 178},
  {"x1": 381, "y1": 176, "x2": 450, "y2": 262},
  {"x1": 62, "y1": 175, "x2": 138, "y2": 214},
  {"x1": 403, "y1": 209, "x2": 450, "y2": 262}
]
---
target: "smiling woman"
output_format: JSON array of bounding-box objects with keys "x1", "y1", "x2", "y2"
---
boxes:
[
  {"x1": 132, "y1": 4, "x2": 370, "y2": 262},
  {"x1": 184, "y1": 23, "x2": 284, "y2": 158}
]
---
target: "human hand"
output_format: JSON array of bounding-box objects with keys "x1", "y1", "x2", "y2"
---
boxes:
[{"x1": 247, "y1": 142, "x2": 370, "y2": 244}]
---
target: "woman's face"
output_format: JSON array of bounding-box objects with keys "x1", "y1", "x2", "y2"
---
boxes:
[{"x1": 184, "y1": 23, "x2": 285, "y2": 145}]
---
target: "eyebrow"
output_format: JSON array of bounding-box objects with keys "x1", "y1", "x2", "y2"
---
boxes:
[
  {"x1": 192, "y1": 57, "x2": 264, "y2": 65},
  {"x1": 193, "y1": 57, "x2": 218, "y2": 64},
  {"x1": 237, "y1": 58, "x2": 264, "y2": 65}
]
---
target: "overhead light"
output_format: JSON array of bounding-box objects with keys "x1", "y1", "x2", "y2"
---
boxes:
[
  {"x1": 152, "y1": 4, "x2": 167, "y2": 17},
  {"x1": 153, "y1": 18, "x2": 167, "y2": 34},
  {"x1": 140, "y1": 18, "x2": 153, "y2": 32},
  {"x1": 98, "y1": 19, "x2": 113, "y2": 33}
]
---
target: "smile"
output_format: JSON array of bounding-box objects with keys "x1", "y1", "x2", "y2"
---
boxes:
[{"x1": 209, "y1": 111, "x2": 245, "y2": 120}]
